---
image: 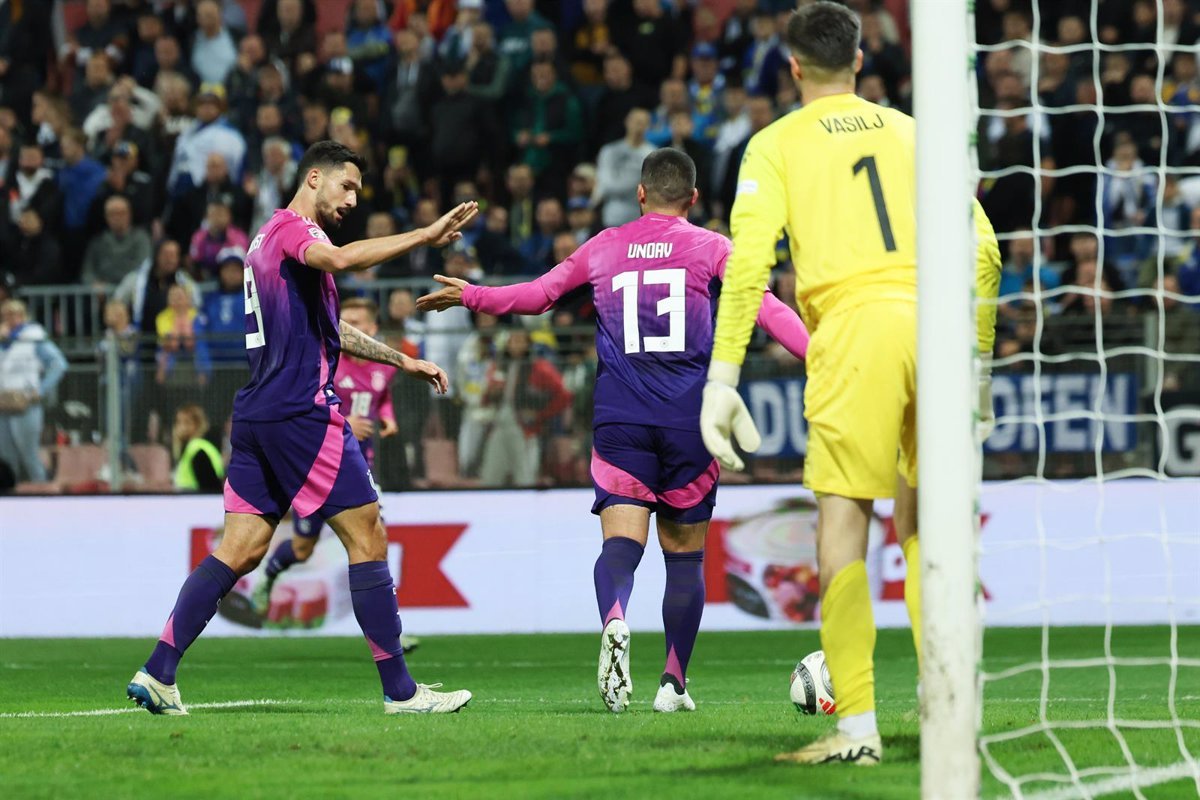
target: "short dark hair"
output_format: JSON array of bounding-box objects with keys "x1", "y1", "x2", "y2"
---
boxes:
[
  {"x1": 341, "y1": 296, "x2": 379, "y2": 320},
  {"x1": 296, "y1": 140, "x2": 366, "y2": 179},
  {"x1": 640, "y1": 148, "x2": 696, "y2": 208},
  {"x1": 786, "y1": 2, "x2": 861, "y2": 73}
]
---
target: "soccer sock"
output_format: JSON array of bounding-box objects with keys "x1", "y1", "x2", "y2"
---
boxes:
[
  {"x1": 265, "y1": 539, "x2": 299, "y2": 581},
  {"x1": 901, "y1": 536, "x2": 922, "y2": 673},
  {"x1": 144, "y1": 555, "x2": 238, "y2": 684},
  {"x1": 593, "y1": 536, "x2": 644, "y2": 626},
  {"x1": 349, "y1": 561, "x2": 417, "y2": 702},
  {"x1": 661, "y1": 549, "x2": 705, "y2": 690},
  {"x1": 820, "y1": 560, "x2": 877, "y2": 723}
]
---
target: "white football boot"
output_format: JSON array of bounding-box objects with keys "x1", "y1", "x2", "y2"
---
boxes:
[
  {"x1": 127, "y1": 670, "x2": 188, "y2": 716},
  {"x1": 653, "y1": 676, "x2": 695, "y2": 713},
  {"x1": 383, "y1": 683, "x2": 472, "y2": 714},
  {"x1": 400, "y1": 634, "x2": 420, "y2": 654},
  {"x1": 597, "y1": 618, "x2": 632, "y2": 713},
  {"x1": 775, "y1": 729, "x2": 883, "y2": 766}
]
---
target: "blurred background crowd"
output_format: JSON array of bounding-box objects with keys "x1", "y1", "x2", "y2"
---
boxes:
[{"x1": 0, "y1": 0, "x2": 1197, "y2": 495}]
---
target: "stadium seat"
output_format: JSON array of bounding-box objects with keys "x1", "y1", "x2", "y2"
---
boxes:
[
  {"x1": 422, "y1": 438, "x2": 461, "y2": 488},
  {"x1": 13, "y1": 482, "x2": 61, "y2": 495},
  {"x1": 54, "y1": 445, "x2": 108, "y2": 490},
  {"x1": 128, "y1": 445, "x2": 174, "y2": 492}
]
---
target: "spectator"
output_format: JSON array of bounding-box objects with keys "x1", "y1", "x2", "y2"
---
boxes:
[
  {"x1": 478, "y1": 328, "x2": 572, "y2": 488},
  {"x1": 566, "y1": 196, "x2": 597, "y2": 244},
  {"x1": 403, "y1": 199, "x2": 446, "y2": 278},
  {"x1": 129, "y1": 11, "x2": 166, "y2": 88},
  {"x1": 6, "y1": 144, "x2": 61, "y2": 234},
  {"x1": 998, "y1": 228, "x2": 1060, "y2": 318},
  {"x1": 347, "y1": 0, "x2": 394, "y2": 91},
  {"x1": 719, "y1": 0, "x2": 758, "y2": 76},
  {"x1": 720, "y1": 95, "x2": 777, "y2": 219},
  {"x1": 171, "y1": 404, "x2": 224, "y2": 493},
  {"x1": 199, "y1": 247, "x2": 248, "y2": 364},
  {"x1": 0, "y1": 299, "x2": 67, "y2": 483},
  {"x1": 381, "y1": 29, "x2": 438, "y2": 167},
  {"x1": 1151, "y1": 274, "x2": 1200, "y2": 391},
  {"x1": 58, "y1": 129, "x2": 107, "y2": 279},
  {"x1": 359, "y1": 212, "x2": 406, "y2": 278},
  {"x1": 154, "y1": 71, "x2": 197, "y2": 151},
  {"x1": 84, "y1": 80, "x2": 160, "y2": 168},
  {"x1": 500, "y1": 0, "x2": 552, "y2": 79},
  {"x1": 242, "y1": 102, "x2": 290, "y2": 175},
  {"x1": 512, "y1": 59, "x2": 583, "y2": 194},
  {"x1": 506, "y1": 163, "x2": 536, "y2": 249},
  {"x1": 615, "y1": 0, "x2": 685, "y2": 91},
  {"x1": 69, "y1": 52, "x2": 116, "y2": 129},
  {"x1": 5, "y1": 210, "x2": 63, "y2": 287},
  {"x1": 465, "y1": 21, "x2": 510, "y2": 105},
  {"x1": 594, "y1": 108, "x2": 654, "y2": 228},
  {"x1": 591, "y1": 53, "x2": 656, "y2": 152},
  {"x1": 189, "y1": 198, "x2": 250, "y2": 279},
  {"x1": 1101, "y1": 135, "x2": 1157, "y2": 273},
  {"x1": 455, "y1": 311, "x2": 500, "y2": 478},
  {"x1": 0, "y1": 0, "x2": 50, "y2": 123},
  {"x1": 647, "y1": 78, "x2": 690, "y2": 147},
  {"x1": 667, "y1": 112, "x2": 712, "y2": 219},
  {"x1": 64, "y1": 0, "x2": 128, "y2": 82},
  {"x1": 475, "y1": 205, "x2": 526, "y2": 276},
  {"x1": 712, "y1": 82, "x2": 751, "y2": 199},
  {"x1": 88, "y1": 141, "x2": 155, "y2": 235},
  {"x1": 569, "y1": 0, "x2": 613, "y2": 89},
  {"x1": 192, "y1": 0, "x2": 238, "y2": 86},
  {"x1": 81, "y1": 195, "x2": 152, "y2": 288},
  {"x1": 113, "y1": 239, "x2": 201, "y2": 334},
  {"x1": 860, "y1": 11, "x2": 910, "y2": 106},
  {"x1": 385, "y1": 288, "x2": 425, "y2": 356},
  {"x1": 687, "y1": 43, "x2": 724, "y2": 146},
  {"x1": 166, "y1": 83, "x2": 247, "y2": 201},
  {"x1": 227, "y1": 35, "x2": 269, "y2": 127},
  {"x1": 245, "y1": 136, "x2": 298, "y2": 234},
  {"x1": 265, "y1": 0, "x2": 318, "y2": 77},
  {"x1": 519, "y1": 197, "x2": 566, "y2": 273},
  {"x1": 31, "y1": 91, "x2": 70, "y2": 164},
  {"x1": 96, "y1": 298, "x2": 139, "y2": 458},
  {"x1": 150, "y1": 36, "x2": 197, "y2": 91},
  {"x1": 438, "y1": 0, "x2": 483, "y2": 65},
  {"x1": 299, "y1": 101, "x2": 331, "y2": 150},
  {"x1": 742, "y1": 9, "x2": 787, "y2": 99},
  {"x1": 314, "y1": 59, "x2": 369, "y2": 130},
  {"x1": 155, "y1": 284, "x2": 212, "y2": 414},
  {"x1": 424, "y1": 243, "x2": 480, "y2": 405},
  {"x1": 168, "y1": 152, "x2": 253, "y2": 247},
  {"x1": 431, "y1": 60, "x2": 496, "y2": 203}
]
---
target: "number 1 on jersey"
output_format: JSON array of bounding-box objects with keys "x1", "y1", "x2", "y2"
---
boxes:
[{"x1": 853, "y1": 155, "x2": 897, "y2": 252}]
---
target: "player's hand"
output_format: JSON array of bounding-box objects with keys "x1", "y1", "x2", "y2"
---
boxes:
[
  {"x1": 348, "y1": 415, "x2": 374, "y2": 441},
  {"x1": 423, "y1": 201, "x2": 480, "y2": 248},
  {"x1": 699, "y1": 361, "x2": 761, "y2": 472},
  {"x1": 380, "y1": 417, "x2": 399, "y2": 438},
  {"x1": 416, "y1": 275, "x2": 469, "y2": 312},
  {"x1": 400, "y1": 355, "x2": 450, "y2": 395}
]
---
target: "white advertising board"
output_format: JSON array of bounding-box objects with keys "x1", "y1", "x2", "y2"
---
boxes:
[{"x1": 0, "y1": 481, "x2": 1196, "y2": 638}]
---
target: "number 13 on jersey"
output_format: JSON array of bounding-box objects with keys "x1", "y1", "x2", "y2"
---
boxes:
[{"x1": 612, "y1": 268, "x2": 687, "y2": 354}]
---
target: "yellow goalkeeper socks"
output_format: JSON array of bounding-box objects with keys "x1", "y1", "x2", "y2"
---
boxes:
[
  {"x1": 820, "y1": 560, "x2": 876, "y2": 718},
  {"x1": 901, "y1": 536, "x2": 922, "y2": 672}
]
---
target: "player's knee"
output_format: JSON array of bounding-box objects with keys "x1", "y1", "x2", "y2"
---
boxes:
[{"x1": 217, "y1": 544, "x2": 269, "y2": 577}]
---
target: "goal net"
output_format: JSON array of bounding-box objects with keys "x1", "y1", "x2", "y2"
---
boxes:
[{"x1": 962, "y1": 1, "x2": 1200, "y2": 797}]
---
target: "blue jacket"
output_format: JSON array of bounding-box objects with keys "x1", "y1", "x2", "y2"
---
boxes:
[{"x1": 58, "y1": 157, "x2": 107, "y2": 231}]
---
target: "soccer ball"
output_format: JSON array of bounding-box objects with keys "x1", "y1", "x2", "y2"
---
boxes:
[{"x1": 790, "y1": 650, "x2": 836, "y2": 715}]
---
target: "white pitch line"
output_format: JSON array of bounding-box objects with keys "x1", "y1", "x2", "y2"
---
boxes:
[
  {"x1": 1016, "y1": 761, "x2": 1200, "y2": 800},
  {"x1": 0, "y1": 699, "x2": 290, "y2": 719}
]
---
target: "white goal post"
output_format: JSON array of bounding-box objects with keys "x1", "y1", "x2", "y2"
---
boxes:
[{"x1": 913, "y1": 0, "x2": 981, "y2": 797}]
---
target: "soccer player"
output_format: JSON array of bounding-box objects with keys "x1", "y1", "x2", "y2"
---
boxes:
[
  {"x1": 253, "y1": 298, "x2": 407, "y2": 624},
  {"x1": 127, "y1": 141, "x2": 478, "y2": 715},
  {"x1": 417, "y1": 148, "x2": 810, "y2": 713},
  {"x1": 700, "y1": 2, "x2": 1001, "y2": 765}
]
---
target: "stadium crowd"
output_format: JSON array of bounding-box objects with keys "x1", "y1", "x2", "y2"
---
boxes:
[{"x1": 0, "y1": 0, "x2": 1198, "y2": 492}]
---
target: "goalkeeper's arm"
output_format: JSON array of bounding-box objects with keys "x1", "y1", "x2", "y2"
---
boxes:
[
  {"x1": 703, "y1": 137, "x2": 790, "y2": 471},
  {"x1": 973, "y1": 199, "x2": 1002, "y2": 440}
]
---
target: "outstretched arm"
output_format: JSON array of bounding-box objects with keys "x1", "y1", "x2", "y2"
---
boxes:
[
  {"x1": 754, "y1": 292, "x2": 809, "y2": 360},
  {"x1": 306, "y1": 202, "x2": 479, "y2": 274},
  {"x1": 416, "y1": 244, "x2": 591, "y2": 315},
  {"x1": 338, "y1": 320, "x2": 449, "y2": 394}
]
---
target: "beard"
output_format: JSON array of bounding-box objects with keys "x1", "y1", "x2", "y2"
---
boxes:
[{"x1": 314, "y1": 192, "x2": 342, "y2": 230}]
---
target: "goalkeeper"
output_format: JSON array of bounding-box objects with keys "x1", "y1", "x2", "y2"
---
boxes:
[{"x1": 701, "y1": 1, "x2": 1001, "y2": 766}]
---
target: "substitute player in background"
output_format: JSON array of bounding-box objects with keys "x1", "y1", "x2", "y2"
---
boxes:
[
  {"x1": 127, "y1": 141, "x2": 478, "y2": 715},
  {"x1": 253, "y1": 298, "x2": 408, "y2": 633},
  {"x1": 417, "y1": 148, "x2": 810, "y2": 713},
  {"x1": 701, "y1": 2, "x2": 1001, "y2": 765}
]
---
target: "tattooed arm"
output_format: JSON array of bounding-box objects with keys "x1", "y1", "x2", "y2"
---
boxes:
[{"x1": 338, "y1": 320, "x2": 449, "y2": 394}]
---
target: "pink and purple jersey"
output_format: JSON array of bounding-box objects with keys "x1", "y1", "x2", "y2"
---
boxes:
[
  {"x1": 462, "y1": 213, "x2": 809, "y2": 431},
  {"x1": 233, "y1": 209, "x2": 341, "y2": 422},
  {"x1": 333, "y1": 357, "x2": 397, "y2": 469}
]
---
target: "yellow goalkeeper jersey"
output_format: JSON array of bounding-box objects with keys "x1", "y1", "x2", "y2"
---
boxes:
[{"x1": 713, "y1": 92, "x2": 1002, "y2": 364}]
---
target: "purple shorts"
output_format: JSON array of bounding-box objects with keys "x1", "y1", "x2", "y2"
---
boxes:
[
  {"x1": 295, "y1": 438, "x2": 380, "y2": 536},
  {"x1": 590, "y1": 423, "x2": 719, "y2": 524},
  {"x1": 224, "y1": 406, "x2": 378, "y2": 521}
]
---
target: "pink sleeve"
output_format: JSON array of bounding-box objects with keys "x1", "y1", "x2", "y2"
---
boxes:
[
  {"x1": 755, "y1": 292, "x2": 810, "y2": 359},
  {"x1": 713, "y1": 236, "x2": 734, "y2": 281},
  {"x1": 379, "y1": 388, "x2": 395, "y2": 423},
  {"x1": 279, "y1": 215, "x2": 331, "y2": 266},
  {"x1": 462, "y1": 243, "x2": 590, "y2": 315}
]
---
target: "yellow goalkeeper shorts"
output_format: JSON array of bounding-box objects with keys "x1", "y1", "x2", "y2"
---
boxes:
[{"x1": 802, "y1": 299, "x2": 917, "y2": 499}]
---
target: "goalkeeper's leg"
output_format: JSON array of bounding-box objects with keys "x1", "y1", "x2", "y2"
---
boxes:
[{"x1": 894, "y1": 474, "x2": 921, "y2": 673}]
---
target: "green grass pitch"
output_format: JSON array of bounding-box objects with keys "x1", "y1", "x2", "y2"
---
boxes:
[{"x1": 1, "y1": 628, "x2": 1197, "y2": 799}]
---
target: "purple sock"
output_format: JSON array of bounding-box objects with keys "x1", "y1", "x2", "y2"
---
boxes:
[
  {"x1": 594, "y1": 536, "x2": 644, "y2": 626},
  {"x1": 661, "y1": 549, "x2": 705, "y2": 690},
  {"x1": 265, "y1": 540, "x2": 298, "y2": 581},
  {"x1": 144, "y1": 555, "x2": 238, "y2": 684},
  {"x1": 349, "y1": 561, "x2": 417, "y2": 702}
]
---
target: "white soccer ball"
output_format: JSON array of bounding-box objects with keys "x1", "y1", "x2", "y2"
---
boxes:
[{"x1": 790, "y1": 649, "x2": 836, "y2": 715}]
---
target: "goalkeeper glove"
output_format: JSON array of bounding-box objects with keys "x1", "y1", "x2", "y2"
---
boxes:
[
  {"x1": 700, "y1": 360, "x2": 761, "y2": 472},
  {"x1": 978, "y1": 356, "x2": 995, "y2": 442}
]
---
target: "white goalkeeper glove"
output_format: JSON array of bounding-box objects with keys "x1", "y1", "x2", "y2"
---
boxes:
[
  {"x1": 700, "y1": 360, "x2": 761, "y2": 472},
  {"x1": 977, "y1": 356, "x2": 995, "y2": 443}
]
